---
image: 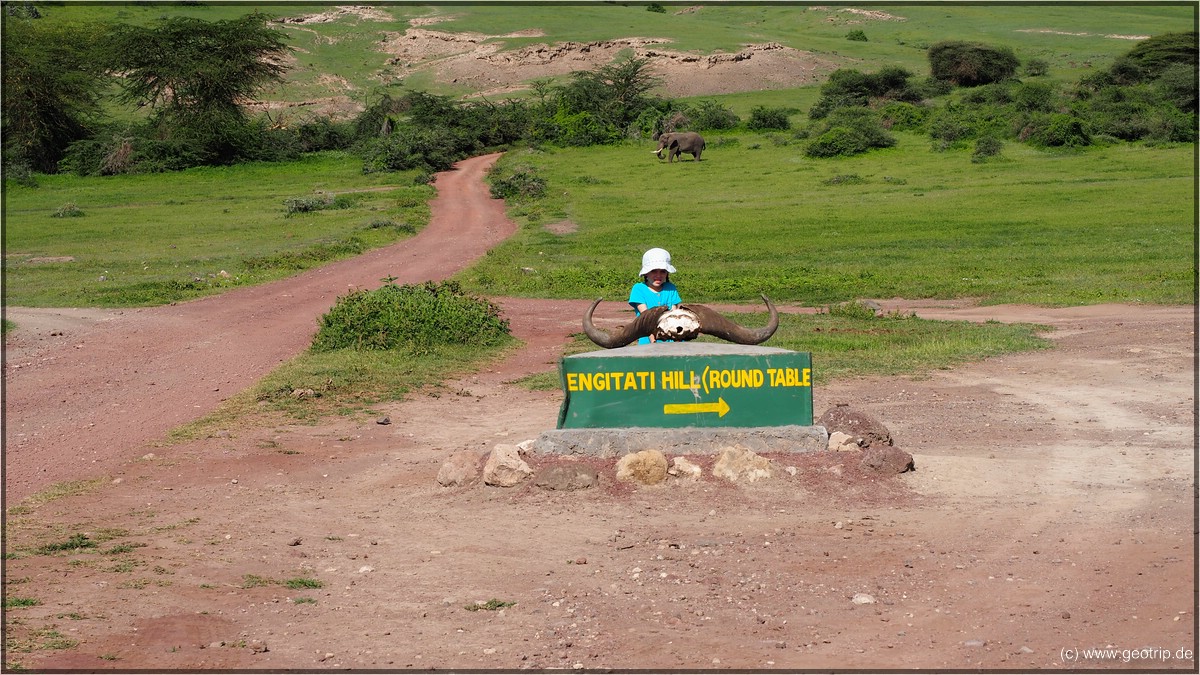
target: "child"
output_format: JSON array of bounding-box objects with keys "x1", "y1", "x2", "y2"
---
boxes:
[{"x1": 628, "y1": 247, "x2": 682, "y2": 344}]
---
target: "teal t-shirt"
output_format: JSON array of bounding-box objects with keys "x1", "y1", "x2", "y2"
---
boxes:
[{"x1": 628, "y1": 281, "x2": 681, "y2": 345}]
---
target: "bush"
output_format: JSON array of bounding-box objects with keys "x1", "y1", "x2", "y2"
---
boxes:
[
  {"x1": 804, "y1": 107, "x2": 895, "y2": 158},
  {"x1": 1024, "y1": 58, "x2": 1049, "y2": 77},
  {"x1": 971, "y1": 135, "x2": 1004, "y2": 162},
  {"x1": 879, "y1": 101, "x2": 931, "y2": 132},
  {"x1": 1023, "y1": 113, "x2": 1091, "y2": 148},
  {"x1": 311, "y1": 281, "x2": 510, "y2": 352},
  {"x1": 746, "y1": 105, "x2": 793, "y2": 130},
  {"x1": 928, "y1": 40, "x2": 1019, "y2": 86},
  {"x1": 1121, "y1": 32, "x2": 1198, "y2": 80},
  {"x1": 683, "y1": 100, "x2": 740, "y2": 130},
  {"x1": 846, "y1": 30, "x2": 867, "y2": 42},
  {"x1": 359, "y1": 125, "x2": 462, "y2": 173},
  {"x1": 487, "y1": 164, "x2": 547, "y2": 200}
]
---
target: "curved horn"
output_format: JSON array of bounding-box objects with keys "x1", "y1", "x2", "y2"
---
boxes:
[
  {"x1": 687, "y1": 294, "x2": 779, "y2": 345},
  {"x1": 582, "y1": 298, "x2": 668, "y2": 349}
]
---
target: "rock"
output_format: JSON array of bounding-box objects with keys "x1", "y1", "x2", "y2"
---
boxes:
[
  {"x1": 668, "y1": 456, "x2": 703, "y2": 479},
  {"x1": 376, "y1": 416, "x2": 391, "y2": 425},
  {"x1": 860, "y1": 445, "x2": 915, "y2": 474},
  {"x1": 851, "y1": 592, "x2": 875, "y2": 605},
  {"x1": 711, "y1": 445, "x2": 774, "y2": 483},
  {"x1": 533, "y1": 462, "x2": 599, "y2": 491},
  {"x1": 437, "y1": 450, "x2": 486, "y2": 487},
  {"x1": 483, "y1": 444, "x2": 532, "y2": 487},
  {"x1": 615, "y1": 449, "x2": 668, "y2": 485},
  {"x1": 827, "y1": 430, "x2": 860, "y2": 452},
  {"x1": 817, "y1": 406, "x2": 892, "y2": 448}
]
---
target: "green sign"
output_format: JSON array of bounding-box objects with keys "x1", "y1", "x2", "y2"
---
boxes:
[{"x1": 556, "y1": 346, "x2": 813, "y2": 429}]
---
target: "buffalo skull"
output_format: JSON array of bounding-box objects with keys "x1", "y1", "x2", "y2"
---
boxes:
[{"x1": 582, "y1": 294, "x2": 779, "y2": 349}]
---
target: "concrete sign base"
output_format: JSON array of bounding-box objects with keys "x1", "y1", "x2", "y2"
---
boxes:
[{"x1": 529, "y1": 424, "x2": 829, "y2": 458}]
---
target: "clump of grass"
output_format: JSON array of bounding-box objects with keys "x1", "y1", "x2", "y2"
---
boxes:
[
  {"x1": 292, "y1": 597, "x2": 317, "y2": 604},
  {"x1": 35, "y1": 534, "x2": 97, "y2": 555},
  {"x1": 822, "y1": 174, "x2": 867, "y2": 186},
  {"x1": 283, "y1": 192, "x2": 362, "y2": 216},
  {"x1": 465, "y1": 599, "x2": 516, "y2": 611},
  {"x1": 241, "y1": 574, "x2": 275, "y2": 588},
  {"x1": 51, "y1": 202, "x2": 84, "y2": 218},
  {"x1": 311, "y1": 280, "x2": 510, "y2": 352},
  {"x1": 284, "y1": 577, "x2": 323, "y2": 589},
  {"x1": 4, "y1": 597, "x2": 41, "y2": 609},
  {"x1": 242, "y1": 237, "x2": 368, "y2": 272}
]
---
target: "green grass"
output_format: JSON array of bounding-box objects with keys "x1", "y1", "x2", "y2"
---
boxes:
[
  {"x1": 3, "y1": 598, "x2": 41, "y2": 609},
  {"x1": 3, "y1": 152, "x2": 431, "y2": 307},
  {"x1": 462, "y1": 136, "x2": 1194, "y2": 307}
]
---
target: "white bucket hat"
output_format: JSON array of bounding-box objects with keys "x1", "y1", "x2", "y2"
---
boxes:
[{"x1": 639, "y1": 247, "x2": 676, "y2": 275}]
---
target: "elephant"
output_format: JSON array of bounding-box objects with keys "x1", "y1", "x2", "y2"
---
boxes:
[{"x1": 653, "y1": 131, "x2": 705, "y2": 163}]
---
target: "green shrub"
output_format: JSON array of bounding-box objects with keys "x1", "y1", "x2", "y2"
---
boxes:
[
  {"x1": 1120, "y1": 32, "x2": 1198, "y2": 80},
  {"x1": 1023, "y1": 113, "x2": 1091, "y2": 148},
  {"x1": 488, "y1": 164, "x2": 547, "y2": 200},
  {"x1": 311, "y1": 281, "x2": 510, "y2": 352},
  {"x1": 746, "y1": 105, "x2": 793, "y2": 130},
  {"x1": 684, "y1": 100, "x2": 740, "y2": 130},
  {"x1": 646, "y1": 3, "x2": 666, "y2": 13},
  {"x1": 971, "y1": 135, "x2": 1004, "y2": 162},
  {"x1": 846, "y1": 30, "x2": 868, "y2": 42},
  {"x1": 1024, "y1": 58, "x2": 1049, "y2": 77},
  {"x1": 804, "y1": 108, "x2": 895, "y2": 158},
  {"x1": 928, "y1": 40, "x2": 1019, "y2": 86},
  {"x1": 879, "y1": 101, "x2": 931, "y2": 132}
]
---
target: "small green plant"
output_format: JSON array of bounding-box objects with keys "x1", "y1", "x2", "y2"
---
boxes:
[
  {"x1": 846, "y1": 29, "x2": 868, "y2": 42},
  {"x1": 465, "y1": 598, "x2": 517, "y2": 611},
  {"x1": 293, "y1": 597, "x2": 317, "y2": 604},
  {"x1": 4, "y1": 597, "x2": 41, "y2": 609},
  {"x1": 35, "y1": 534, "x2": 96, "y2": 554},
  {"x1": 646, "y1": 2, "x2": 666, "y2": 13},
  {"x1": 241, "y1": 574, "x2": 275, "y2": 588},
  {"x1": 284, "y1": 577, "x2": 323, "y2": 589},
  {"x1": 51, "y1": 202, "x2": 84, "y2": 218}
]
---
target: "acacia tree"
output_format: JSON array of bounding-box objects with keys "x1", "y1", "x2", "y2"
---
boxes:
[
  {"x1": 102, "y1": 13, "x2": 289, "y2": 162},
  {"x1": 2, "y1": 17, "x2": 107, "y2": 173}
]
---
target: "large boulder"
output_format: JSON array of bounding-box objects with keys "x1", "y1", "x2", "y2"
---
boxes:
[
  {"x1": 483, "y1": 444, "x2": 533, "y2": 487},
  {"x1": 712, "y1": 445, "x2": 774, "y2": 483},
  {"x1": 817, "y1": 405, "x2": 893, "y2": 448},
  {"x1": 437, "y1": 450, "x2": 486, "y2": 487},
  {"x1": 860, "y1": 445, "x2": 915, "y2": 474}
]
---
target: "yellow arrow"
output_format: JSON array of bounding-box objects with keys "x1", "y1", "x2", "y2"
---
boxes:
[{"x1": 663, "y1": 397, "x2": 730, "y2": 417}]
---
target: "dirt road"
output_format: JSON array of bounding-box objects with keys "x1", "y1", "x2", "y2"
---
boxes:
[{"x1": 3, "y1": 155, "x2": 1194, "y2": 671}]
